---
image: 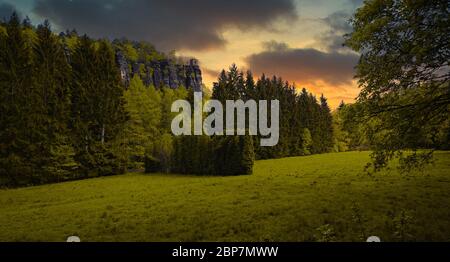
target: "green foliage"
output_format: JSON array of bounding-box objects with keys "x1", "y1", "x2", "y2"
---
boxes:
[
  {"x1": 149, "y1": 133, "x2": 174, "y2": 173},
  {"x1": 0, "y1": 24, "x2": 7, "y2": 36},
  {"x1": 333, "y1": 102, "x2": 369, "y2": 152},
  {"x1": 22, "y1": 27, "x2": 37, "y2": 46},
  {"x1": 214, "y1": 135, "x2": 255, "y2": 176},
  {"x1": 300, "y1": 128, "x2": 313, "y2": 155},
  {"x1": 392, "y1": 209, "x2": 415, "y2": 241},
  {"x1": 70, "y1": 38, "x2": 128, "y2": 177},
  {"x1": 123, "y1": 76, "x2": 162, "y2": 169},
  {"x1": 0, "y1": 13, "x2": 39, "y2": 186},
  {"x1": 315, "y1": 224, "x2": 336, "y2": 242},
  {"x1": 0, "y1": 18, "x2": 129, "y2": 186},
  {"x1": 63, "y1": 34, "x2": 79, "y2": 52},
  {"x1": 172, "y1": 135, "x2": 214, "y2": 175},
  {"x1": 114, "y1": 40, "x2": 166, "y2": 62},
  {"x1": 239, "y1": 135, "x2": 255, "y2": 175},
  {"x1": 212, "y1": 65, "x2": 335, "y2": 160},
  {"x1": 345, "y1": 0, "x2": 450, "y2": 171},
  {"x1": 170, "y1": 135, "x2": 254, "y2": 176},
  {"x1": 144, "y1": 155, "x2": 161, "y2": 173},
  {"x1": 160, "y1": 86, "x2": 187, "y2": 132},
  {"x1": 120, "y1": 42, "x2": 139, "y2": 62},
  {"x1": 33, "y1": 22, "x2": 78, "y2": 182}
]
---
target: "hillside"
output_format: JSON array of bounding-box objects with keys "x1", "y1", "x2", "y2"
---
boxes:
[{"x1": 1, "y1": 151, "x2": 449, "y2": 242}]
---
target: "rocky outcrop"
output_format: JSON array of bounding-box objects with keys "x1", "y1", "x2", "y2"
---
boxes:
[{"x1": 116, "y1": 51, "x2": 203, "y2": 92}]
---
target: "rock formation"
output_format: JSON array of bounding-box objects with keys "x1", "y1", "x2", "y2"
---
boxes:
[{"x1": 116, "y1": 51, "x2": 203, "y2": 92}]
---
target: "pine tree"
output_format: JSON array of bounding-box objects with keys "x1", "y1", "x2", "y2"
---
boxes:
[
  {"x1": 160, "y1": 87, "x2": 185, "y2": 133},
  {"x1": 123, "y1": 77, "x2": 150, "y2": 169},
  {"x1": 244, "y1": 70, "x2": 255, "y2": 101},
  {"x1": 300, "y1": 128, "x2": 313, "y2": 155},
  {"x1": 239, "y1": 135, "x2": 255, "y2": 175},
  {"x1": 33, "y1": 21, "x2": 78, "y2": 181},
  {"x1": 70, "y1": 36, "x2": 99, "y2": 176},
  {"x1": 319, "y1": 94, "x2": 334, "y2": 153},
  {"x1": 70, "y1": 37, "x2": 127, "y2": 177},
  {"x1": 212, "y1": 70, "x2": 228, "y2": 103},
  {"x1": 93, "y1": 40, "x2": 128, "y2": 175},
  {"x1": 0, "y1": 13, "x2": 35, "y2": 186}
]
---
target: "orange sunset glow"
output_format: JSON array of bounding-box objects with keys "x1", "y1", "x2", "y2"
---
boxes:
[{"x1": 1, "y1": 0, "x2": 364, "y2": 108}]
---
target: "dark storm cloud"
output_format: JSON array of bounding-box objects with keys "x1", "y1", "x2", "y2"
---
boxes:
[
  {"x1": 33, "y1": 0, "x2": 298, "y2": 51},
  {"x1": 316, "y1": 0, "x2": 365, "y2": 52},
  {"x1": 245, "y1": 41, "x2": 358, "y2": 86},
  {"x1": 262, "y1": 40, "x2": 290, "y2": 52},
  {"x1": 0, "y1": 3, "x2": 18, "y2": 21},
  {"x1": 319, "y1": 10, "x2": 353, "y2": 52},
  {"x1": 323, "y1": 10, "x2": 353, "y2": 33}
]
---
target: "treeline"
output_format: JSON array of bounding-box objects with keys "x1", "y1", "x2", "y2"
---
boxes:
[
  {"x1": 125, "y1": 76, "x2": 254, "y2": 176},
  {"x1": 145, "y1": 64, "x2": 336, "y2": 176},
  {"x1": 0, "y1": 15, "x2": 131, "y2": 186},
  {"x1": 333, "y1": 101, "x2": 450, "y2": 153},
  {"x1": 212, "y1": 65, "x2": 334, "y2": 160},
  {"x1": 0, "y1": 15, "x2": 338, "y2": 186}
]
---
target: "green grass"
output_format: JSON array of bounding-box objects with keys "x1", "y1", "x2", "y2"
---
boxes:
[{"x1": 0, "y1": 151, "x2": 449, "y2": 242}]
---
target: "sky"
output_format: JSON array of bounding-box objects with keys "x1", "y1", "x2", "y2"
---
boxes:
[{"x1": 0, "y1": 0, "x2": 365, "y2": 108}]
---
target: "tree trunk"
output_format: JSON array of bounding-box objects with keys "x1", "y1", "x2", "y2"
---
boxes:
[{"x1": 101, "y1": 125, "x2": 105, "y2": 145}]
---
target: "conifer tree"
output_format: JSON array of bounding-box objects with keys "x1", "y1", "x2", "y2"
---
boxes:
[
  {"x1": 0, "y1": 13, "x2": 35, "y2": 185},
  {"x1": 70, "y1": 36, "x2": 99, "y2": 176},
  {"x1": 123, "y1": 77, "x2": 150, "y2": 168},
  {"x1": 70, "y1": 36, "x2": 127, "y2": 176},
  {"x1": 319, "y1": 94, "x2": 334, "y2": 153},
  {"x1": 212, "y1": 70, "x2": 228, "y2": 104},
  {"x1": 33, "y1": 21, "x2": 78, "y2": 181}
]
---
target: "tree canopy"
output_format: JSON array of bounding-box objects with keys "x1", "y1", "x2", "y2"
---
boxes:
[{"x1": 345, "y1": 0, "x2": 450, "y2": 171}]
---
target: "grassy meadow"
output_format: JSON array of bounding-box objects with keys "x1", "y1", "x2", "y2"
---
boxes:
[{"x1": 0, "y1": 151, "x2": 449, "y2": 242}]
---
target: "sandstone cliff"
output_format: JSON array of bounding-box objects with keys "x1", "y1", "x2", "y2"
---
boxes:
[{"x1": 116, "y1": 51, "x2": 203, "y2": 92}]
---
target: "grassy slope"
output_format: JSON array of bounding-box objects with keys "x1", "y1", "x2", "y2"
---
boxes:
[{"x1": 0, "y1": 151, "x2": 449, "y2": 242}]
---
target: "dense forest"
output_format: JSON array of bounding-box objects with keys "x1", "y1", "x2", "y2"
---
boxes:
[
  {"x1": 211, "y1": 66, "x2": 334, "y2": 159},
  {"x1": 2, "y1": 1, "x2": 447, "y2": 188},
  {"x1": 0, "y1": 14, "x2": 337, "y2": 186}
]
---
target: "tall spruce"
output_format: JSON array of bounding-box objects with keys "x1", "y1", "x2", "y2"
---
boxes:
[
  {"x1": 319, "y1": 94, "x2": 334, "y2": 153},
  {"x1": 70, "y1": 36, "x2": 127, "y2": 177},
  {"x1": 0, "y1": 13, "x2": 35, "y2": 186},
  {"x1": 33, "y1": 21, "x2": 77, "y2": 181}
]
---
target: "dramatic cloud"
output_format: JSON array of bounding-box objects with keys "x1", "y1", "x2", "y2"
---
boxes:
[
  {"x1": 0, "y1": 3, "x2": 17, "y2": 21},
  {"x1": 32, "y1": 0, "x2": 298, "y2": 51},
  {"x1": 262, "y1": 40, "x2": 290, "y2": 52},
  {"x1": 319, "y1": 10, "x2": 353, "y2": 52},
  {"x1": 316, "y1": 0, "x2": 364, "y2": 52},
  {"x1": 245, "y1": 41, "x2": 359, "y2": 86},
  {"x1": 323, "y1": 10, "x2": 353, "y2": 33}
]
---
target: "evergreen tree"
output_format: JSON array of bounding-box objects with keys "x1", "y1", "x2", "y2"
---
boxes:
[
  {"x1": 160, "y1": 86, "x2": 187, "y2": 133},
  {"x1": 238, "y1": 135, "x2": 255, "y2": 175},
  {"x1": 244, "y1": 70, "x2": 255, "y2": 101},
  {"x1": 319, "y1": 94, "x2": 334, "y2": 153},
  {"x1": 33, "y1": 21, "x2": 78, "y2": 181},
  {"x1": 0, "y1": 13, "x2": 35, "y2": 186},
  {"x1": 70, "y1": 36, "x2": 127, "y2": 177},
  {"x1": 123, "y1": 77, "x2": 151, "y2": 168},
  {"x1": 300, "y1": 128, "x2": 313, "y2": 155},
  {"x1": 212, "y1": 70, "x2": 228, "y2": 103}
]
